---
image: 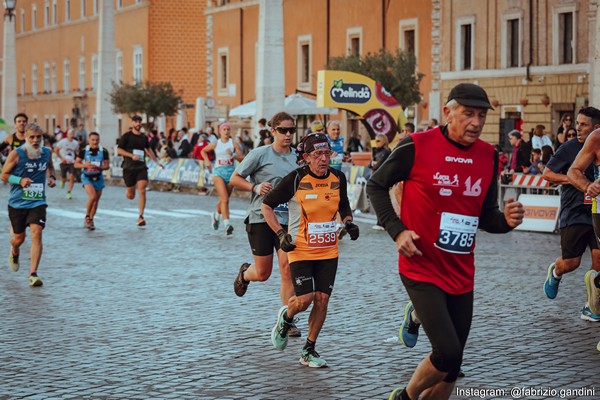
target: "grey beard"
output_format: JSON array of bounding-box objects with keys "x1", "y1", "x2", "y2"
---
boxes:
[{"x1": 23, "y1": 142, "x2": 42, "y2": 159}]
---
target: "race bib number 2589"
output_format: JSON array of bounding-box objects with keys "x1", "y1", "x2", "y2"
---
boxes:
[{"x1": 434, "y1": 212, "x2": 478, "y2": 254}]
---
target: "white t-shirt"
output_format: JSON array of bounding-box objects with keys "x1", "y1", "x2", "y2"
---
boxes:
[
  {"x1": 531, "y1": 135, "x2": 552, "y2": 150},
  {"x1": 56, "y1": 138, "x2": 80, "y2": 163}
]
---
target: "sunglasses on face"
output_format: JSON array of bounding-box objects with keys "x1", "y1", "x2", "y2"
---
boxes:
[
  {"x1": 567, "y1": 133, "x2": 577, "y2": 138},
  {"x1": 276, "y1": 127, "x2": 296, "y2": 135}
]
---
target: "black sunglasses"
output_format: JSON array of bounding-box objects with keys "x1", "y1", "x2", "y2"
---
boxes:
[
  {"x1": 276, "y1": 127, "x2": 297, "y2": 135},
  {"x1": 567, "y1": 133, "x2": 577, "y2": 138}
]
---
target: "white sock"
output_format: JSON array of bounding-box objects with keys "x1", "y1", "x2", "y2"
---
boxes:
[
  {"x1": 223, "y1": 219, "x2": 230, "y2": 226},
  {"x1": 411, "y1": 310, "x2": 421, "y2": 325},
  {"x1": 553, "y1": 269, "x2": 561, "y2": 280}
]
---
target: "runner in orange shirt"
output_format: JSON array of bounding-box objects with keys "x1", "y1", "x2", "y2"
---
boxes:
[{"x1": 261, "y1": 133, "x2": 359, "y2": 367}]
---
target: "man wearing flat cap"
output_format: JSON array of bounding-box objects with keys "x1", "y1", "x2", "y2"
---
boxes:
[{"x1": 367, "y1": 83, "x2": 525, "y2": 400}]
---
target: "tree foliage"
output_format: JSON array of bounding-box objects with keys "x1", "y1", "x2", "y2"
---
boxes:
[
  {"x1": 109, "y1": 81, "x2": 182, "y2": 127},
  {"x1": 326, "y1": 49, "x2": 424, "y2": 109}
]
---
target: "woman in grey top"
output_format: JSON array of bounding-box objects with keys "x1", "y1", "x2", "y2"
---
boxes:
[{"x1": 230, "y1": 112, "x2": 301, "y2": 336}]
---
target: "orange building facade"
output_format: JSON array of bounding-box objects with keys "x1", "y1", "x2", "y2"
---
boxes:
[
  {"x1": 206, "y1": 0, "x2": 435, "y2": 139},
  {"x1": 12, "y1": 0, "x2": 205, "y2": 137}
]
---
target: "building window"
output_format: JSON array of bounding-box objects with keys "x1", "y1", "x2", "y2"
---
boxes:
[
  {"x1": 44, "y1": 2, "x2": 50, "y2": 27},
  {"x1": 64, "y1": 59, "x2": 70, "y2": 93},
  {"x1": 116, "y1": 50, "x2": 123, "y2": 83},
  {"x1": 552, "y1": 6, "x2": 577, "y2": 65},
  {"x1": 346, "y1": 28, "x2": 362, "y2": 57},
  {"x1": 91, "y1": 54, "x2": 98, "y2": 90},
  {"x1": 297, "y1": 35, "x2": 312, "y2": 88},
  {"x1": 399, "y1": 18, "x2": 419, "y2": 62},
  {"x1": 20, "y1": 9, "x2": 25, "y2": 32},
  {"x1": 217, "y1": 47, "x2": 229, "y2": 94},
  {"x1": 455, "y1": 16, "x2": 475, "y2": 71},
  {"x1": 32, "y1": 64, "x2": 38, "y2": 96},
  {"x1": 559, "y1": 12, "x2": 573, "y2": 64},
  {"x1": 93, "y1": 0, "x2": 98, "y2": 15},
  {"x1": 51, "y1": 62, "x2": 57, "y2": 94},
  {"x1": 66, "y1": 0, "x2": 71, "y2": 22},
  {"x1": 21, "y1": 74, "x2": 26, "y2": 96},
  {"x1": 52, "y1": 0, "x2": 57, "y2": 24},
  {"x1": 117, "y1": 0, "x2": 122, "y2": 9},
  {"x1": 133, "y1": 46, "x2": 143, "y2": 84},
  {"x1": 43, "y1": 62, "x2": 50, "y2": 93},
  {"x1": 502, "y1": 14, "x2": 522, "y2": 68},
  {"x1": 81, "y1": 0, "x2": 86, "y2": 18},
  {"x1": 79, "y1": 56, "x2": 86, "y2": 91},
  {"x1": 32, "y1": 4, "x2": 37, "y2": 30}
]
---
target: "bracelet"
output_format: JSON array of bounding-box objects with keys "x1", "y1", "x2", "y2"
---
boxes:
[{"x1": 8, "y1": 175, "x2": 21, "y2": 185}]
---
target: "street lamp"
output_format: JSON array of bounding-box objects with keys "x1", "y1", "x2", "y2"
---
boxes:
[
  {"x1": 2, "y1": 0, "x2": 18, "y2": 130},
  {"x1": 4, "y1": 0, "x2": 17, "y2": 19}
]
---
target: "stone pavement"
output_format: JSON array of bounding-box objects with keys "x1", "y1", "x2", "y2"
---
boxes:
[{"x1": 0, "y1": 183, "x2": 598, "y2": 399}]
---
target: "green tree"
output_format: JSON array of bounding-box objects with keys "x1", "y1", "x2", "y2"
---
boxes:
[
  {"x1": 327, "y1": 49, "x2": 424, "y2": 109},
  {"x1": 109, "y1": 81, "x2": 182, "y2": 128}
]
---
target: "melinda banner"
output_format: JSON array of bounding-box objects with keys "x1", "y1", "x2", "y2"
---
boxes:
[{"x1": 317, "y1": 70, "x2": 406, "y2": 144}]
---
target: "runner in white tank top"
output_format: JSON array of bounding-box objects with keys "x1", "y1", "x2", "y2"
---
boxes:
[{"x1": 202, "y1": 122, "x2": 245, "y2": 236}]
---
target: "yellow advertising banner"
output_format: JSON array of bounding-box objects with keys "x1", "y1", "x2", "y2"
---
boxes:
[{"x1": 317, "y1": 70, "x2": 406, "y2": 144}]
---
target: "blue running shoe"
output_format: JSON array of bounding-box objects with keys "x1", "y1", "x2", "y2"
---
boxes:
[
  {"x1": 299, "y1": 348, "x2": 327, "y2": 368},
  {"x1": 544, "y1": 263, "x2": 561, "y2": 299},
  {"x1": 271, "y1": 306, "x2": 294, "y2": 350},
  {"x1": 580, "y1": 305, "x2": 600, "y2": 322},
  {"x1": 399, "y1": 301, "x2": 420, "y2": 348},
  {"x1": 211, "y1": 212, "x2": 220, "y2": 230}
]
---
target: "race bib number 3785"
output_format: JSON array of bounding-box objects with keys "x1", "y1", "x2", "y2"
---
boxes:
[{"x1": 434, "y1": 212, "x2": 478, "y2": 254}]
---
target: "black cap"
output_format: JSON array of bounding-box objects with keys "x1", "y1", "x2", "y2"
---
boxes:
[
  {"x1": 447, "y1": 83, "x2": 494, "y2": 110},
  {"x1": 131, "y1": 115, "x2": 142, "y2": 122},
  {"x1": 303, "y1": 133, "x2": 331, "y2": 153}
]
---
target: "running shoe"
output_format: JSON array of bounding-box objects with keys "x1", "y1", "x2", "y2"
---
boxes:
[
  {"x1": 543, "y1": 263, "x2": 561, "y2": 299},
  {"x1": 299, "y1": 348, "x2": 327, "y2": 368},
  {"x1": 585, "y1": 270, "x2": 600, "y2": 315},
  {"x1": 84, "y1": 216, "x2": 91, "y2": 229},
  {"x1": 137, "y1": 216, "x2": 146, "y2": 227},
  {"x1": 388, "y1": 388, "x2": 404, "y2": 400},
  {"x1": 399, "y1": 301, "x2": 420, "y2": 348},
  {"x1": 234, "y1": 263, "x2": 250, "y2": 297},
  {"x1": 29, "y1": 275, "x2": 43, "y2": 287},
  {"x1": 9, "y1": 251, "x2": 19, "y2": 272},
  {"x1": 88, "y1": 219, "x2": 95, "y2": 231},
  {"x1": 226, "y1": 224, "x2": 234, "y2": 236},
  {"x1": 289, "y1": 325, "x2": 302, "y2": 337},
  {"x1": 580, "y1": 305, "x2": 600, "y2": 322},
  {"x1": 211, "y1": 212, "x2": 220, "y2": 230},
  {"x1": 60, "y1": 181, "x2": 65, "y2": 189},
  {"x1": 597, "y1": 340, "x2": 600, "y2": 352},
  {"x1": 271, "y1": 306, "x2": 293, "y2": 350},
  {"x1": 66, "y1": 191, "x2": 72, "y2": 200}
]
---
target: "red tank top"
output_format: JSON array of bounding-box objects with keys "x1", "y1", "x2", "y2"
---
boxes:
[{"x1": 399, "y1": 128, "x2": 494, "y2": 294}]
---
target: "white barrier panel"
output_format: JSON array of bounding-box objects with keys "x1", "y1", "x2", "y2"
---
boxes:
[{"x1": 515, "y1": 194, "x2": 561, "y2": 233}]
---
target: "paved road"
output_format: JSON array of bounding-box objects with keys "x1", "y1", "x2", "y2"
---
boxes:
[{"x1": 0, "y1": 183, "x2": 598, "y2": 399}]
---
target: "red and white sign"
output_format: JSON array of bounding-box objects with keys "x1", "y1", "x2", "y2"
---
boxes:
[{"x1": 511, "y1": 174, "x2": 551, "y2": 188}]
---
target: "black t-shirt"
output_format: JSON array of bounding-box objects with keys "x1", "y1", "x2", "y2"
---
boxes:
[
  {"x1": 118, "y1": 131, "x2": 149, "y2": 169},
  {"x1": 545, "y1": 138, "x2": 594, "y2": 228}
]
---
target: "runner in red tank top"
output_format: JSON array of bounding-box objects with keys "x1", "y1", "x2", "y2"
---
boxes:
[{"x1": 367, "y1": 83, "x2": 525, "y2": 400}]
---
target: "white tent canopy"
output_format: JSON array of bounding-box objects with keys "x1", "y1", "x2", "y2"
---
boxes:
[{"x1": 229, "y1": 93, "x2": 337, "y2": 118}]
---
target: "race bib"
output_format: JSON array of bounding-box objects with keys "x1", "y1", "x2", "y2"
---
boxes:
[
  {"x1": 330, "y1": 155, "x2": 343, "y2": 166},
  {"x1": 217, "y1": 159, "x2": 233, "y2": 166},
  {"x1": 584, "y1": 194, "x2": 592, "y2": 205},
  {"x1": 22, "y1": 183, "x2": 44, "y2": 200},
  {"x1": 132, "y1": 149, "x2": 145, "y2": 158},
  {"x1": 434, "y1": 212, "x2": 478, "y2": 254},
  {"x1": 91, "y1": 160, "x2": 102, "y2": 167},
  {"x1": 274, "y1": 202, "x2": 288, "y2": 212},
  {"x1": 307, "y1": 221, "x2": 337, "y2": 248}
]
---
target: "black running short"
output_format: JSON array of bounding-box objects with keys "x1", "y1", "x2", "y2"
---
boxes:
[
  {"x1": 8, "y1": 204, "x2": 47, "y2": 234},
  {"x1": 401, "y1": 274, "x2": 473, "y2": 383},
  {"x1": 122, "y1": 167, "x2": 148, "y2": 187},
  {"x1": 560, "y1": 224, "x2": 598, "y2": 259},
  {"x1": 60, "y1": 163, "x2": 76, "y2": 178},
  {"x1": 289, "y1": 258, "x2": 338, "y2": 297},
  {"x1": 246, "y1": 222, "x2": 286, "y2": 256}
]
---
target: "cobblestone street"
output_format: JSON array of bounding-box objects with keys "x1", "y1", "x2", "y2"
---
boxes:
[{"x1": 0, "y1": 183, "x2": 598, "y2": 399}]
